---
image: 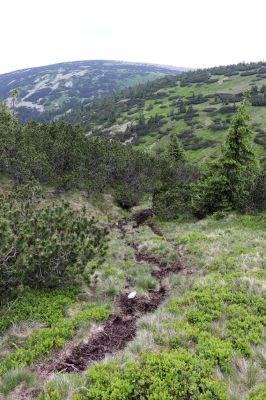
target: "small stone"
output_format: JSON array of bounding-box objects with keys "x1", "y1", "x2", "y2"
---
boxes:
[{"x1": 128, "y1": 291, "x2": 137, "y2": 299}]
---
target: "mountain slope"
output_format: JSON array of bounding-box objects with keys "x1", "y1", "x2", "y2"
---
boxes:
[
  {"x1": 0, "y1": 60, "x2": 185, "y2": 122},
  {"x1": 66, "y1": 62, "x2": 266, "y2": 163}
]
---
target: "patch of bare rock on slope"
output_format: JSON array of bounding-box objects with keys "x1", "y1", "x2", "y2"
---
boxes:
[{"x1": 45, "y1": 209, "x2": 186, "y2": 374}]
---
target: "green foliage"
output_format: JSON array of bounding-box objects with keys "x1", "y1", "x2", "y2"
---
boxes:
[
  {"x1": 168, "y1": 133, "x2": 185, "y2": 162},
  {"x1": 0, "y1": 305, "x2": 110, "y2": 374},
  {"x1": 152, "y1": 155, "x2": 198, "y2": 220},
  {"x1": 220, "y1": 100, "x2": 259, "y2": 207},
  {"x1": 169, "y1": 275, "x2": 266, "y2": 358},
  {"x1": 114, "y1": 184, "x2": 141, "y2": 210},
  {"x1": 153, "y1": 183, "x2": 192, "y2": 220},
  {"x1": 11, "y1": 180, "x2": 44, "y2": 204},
  {"x1": 192, "y1": 101, "x2": 261, "y2": 216},
  {"x1": 247, "y1": 384, "x2": 266, "y2": 400},
  {"x1": 0, "y1": 198, "x2": 108, "y2": 297},
  {"x1": 168, "y1": 326, "x2": 232, "y2": 373},
  {"x1": 40, "y1": 349, "x2": 226, "y2": 400},
  {"x1": 191, "y1": 172, "x2": 229, "y2": 217},
  {"x1": 0, "y1": 367, "x2": 37, "y2": 395},
  {"x1": 0, "y1": 107, "x2": 163, "y2": 201},
  {"x1": 0, "y1": 103, "x2": 20, "y2": 172},
  {"x1": 195, "y1": 333, "x2": 232, "y2": 372},
  {"x1": 250, "y1": 167, "x2": 266, "y2": 211},
  {"x1": 180, "y1": 70, "x2": 211, "y2": 85},
  {"x1": 0, "y1": 288, "x2": 77, "y2": 334}
]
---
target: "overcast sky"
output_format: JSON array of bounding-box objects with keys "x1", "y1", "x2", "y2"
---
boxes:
[{"x1": 1, "y1": 0, "x2": 266, "y2": 74}]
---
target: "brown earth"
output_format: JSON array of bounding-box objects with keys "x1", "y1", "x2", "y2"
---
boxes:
[
  {"x1": 52, "y1": 288, "x2": 166, "y2": 373},
  {"x1": 33, "y1": 209, "x2": 188, "y2": 383}
]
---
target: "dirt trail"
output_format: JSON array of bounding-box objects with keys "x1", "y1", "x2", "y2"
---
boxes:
[
  {"x1": 53, "y1": 288, "x2": 167, "y2": 373},
  {"x1": 43, "y1": 209, "x2": 185, "y2": 374}
]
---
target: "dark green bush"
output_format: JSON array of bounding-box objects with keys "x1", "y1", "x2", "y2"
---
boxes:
[
  {"x1": 114, "y1": 184, "x2": 141, "y2": 210},
  {"x1": 191, "y1": 172, "x2": 230, "y2": 218},
  {"x1": 0, "y1": 105, "x2": 163, "y2": 197},
  {"x1": 0, "y1": 198, "x2": 108, "y2": 297},
  {"x1": 153, "y1": 183, "x2": 192, "y2": 220},
  {"x1": 153, "y1": 155, "x2": 199, "y2": 220},
  {"x1": 40, "y1": 349, "x2": 226, "y2": 400},
  {"x1": 250, "y1": 168, "x2": 266, "y2": 211}
]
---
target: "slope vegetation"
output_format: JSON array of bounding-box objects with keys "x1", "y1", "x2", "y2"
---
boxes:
[
  {"x1": 66, "y1": 62, "x2": 266, "y2": 162},
  {"x1": 0, "y1": 190, "x2": 265, "y2": 400},
  {"x1": 0, "y1": 60, "x2": 184, "y2": 122},
  {"x1": 0, "y1": 65, "x2": 265, "y2": 400}
]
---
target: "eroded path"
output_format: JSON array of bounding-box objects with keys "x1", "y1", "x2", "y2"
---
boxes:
[
  {"x1": 41, "y1": 209, "x2": 185, "y2": 374},
  {"x1": 34, "y1": 209, "x2": 187, "y2": 377},
  {"x1": 53, "y1": 288, "x2": 167, "y2": 373}
]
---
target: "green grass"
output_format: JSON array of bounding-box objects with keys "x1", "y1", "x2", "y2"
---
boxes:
[
  {"x1": 71, "y1": 210, "x2": 265, "y2": 400},
  {"x1": 91, "y1": 71, "x2": 266, "y2": 162},
  {"x1": 116, "y1": 72, "x2": 164, "y2": 89},
  {"x1": 0, "y1": 367, "x2": 38, "y2": 396},
  {"x1": 56, "y1": 94, "x2": 69, "y2": 106},
  {"x1": 0, "y1": 288, "x2": 78, "y2": 334},
  {"x1": 0, "y1": 305, "x2": 110, "y2": 375},
  {"x1": 1, "y1": 191, "x2": 265, "y2": 399}
]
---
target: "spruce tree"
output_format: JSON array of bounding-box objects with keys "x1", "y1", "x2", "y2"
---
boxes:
[
  {"x1": 168, "y1": 133, "x2": 185, "y2": 162},
  {"x1": 192, "y1": 99, "x2": 260, "y2": 216},
  {"x1": 9, "y1": 89, "x2": 19, "y2": 113},
  {"x1": 219, "y1": 99, "x2": 259, "y2": 209}
]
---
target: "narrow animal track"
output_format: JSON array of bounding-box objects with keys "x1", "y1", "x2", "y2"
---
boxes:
[{"x1": 48, "y1": 209, "x2": 186, "y2": 373}]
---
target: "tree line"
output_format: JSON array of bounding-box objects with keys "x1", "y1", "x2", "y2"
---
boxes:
[{"x1": 0, "y1": 99, "x2": 265, "y2": 303}]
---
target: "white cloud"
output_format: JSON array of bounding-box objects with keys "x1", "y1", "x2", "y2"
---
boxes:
[{"x1": 1, "y1": 0, "x2": 266, "y2": 74}]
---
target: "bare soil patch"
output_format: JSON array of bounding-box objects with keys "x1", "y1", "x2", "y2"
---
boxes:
[
  {"x1": 52, "y1": 289, "x2": 166, "y2": 373},
  {"x1": 35, "y1": 210, "x2": 188, "y2": 377}
]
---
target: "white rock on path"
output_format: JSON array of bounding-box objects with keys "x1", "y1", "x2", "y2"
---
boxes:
[{"x1": 128, "y1": 291, "x2": 137, "y2": 299}]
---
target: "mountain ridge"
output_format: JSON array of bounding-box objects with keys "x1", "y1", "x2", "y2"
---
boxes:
[
  {"x1": 0, "y1": 59, "x2": 188, "y2": 76},
  {"x1": 64, "y1": 61, "x2": 266, "y2": 163},
  {"x1": 0, "y1": 60, "x2": 186, "y2": 122}
]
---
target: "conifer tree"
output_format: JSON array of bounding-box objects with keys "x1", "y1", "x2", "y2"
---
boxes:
[
  {"x1": 168, "y1": 133, "x2": 185, "y2": 162},
  {"x1": 192, "y1": 99, "x2": 260, "y2": 216},
  {"x1": 219, "y1": 99, "x2": 259, "y2": 209},
  {"x1": 9, "y1": 89, "x2": 19, "y2": 113}
]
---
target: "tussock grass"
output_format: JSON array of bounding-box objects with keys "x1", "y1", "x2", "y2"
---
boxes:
[
  {"x1": 0, "y1": 367, "x2": 38, "y2": 395},
  {"x1": 41, "y1": 373, "x2": 85, "y2": 400},
  {"x1": 83, "y1": 210, "x2": 266, "y2": 399},
  {"x1": 1, "y1": 192, "x2": 265, "y2": 399}
]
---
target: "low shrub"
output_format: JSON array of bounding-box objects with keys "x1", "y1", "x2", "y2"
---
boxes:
[
  {"x1": 41, "y1": 349, "x2": 227, "y2": 400},
  {"x1": 247, "y1": 384, "x2": 266, "y2": 400},
  {"x1": 153, "y1": 183, "x2": 192, "y2": 220},
  {"x1": 0, "y1": 199, "x2": 108, "y2": 296},
  {"x1": 114, "y1": 184, "x2": 141, "y2": 210},
  {"x1": 0, "y1": 306, "x2": 110, "y2": 375},
  {"x1": 0, "y1": 288, "x2": 77, "y2": 333},
  {"x1": 169, "y1": 276, "x2": 266, "y2": 358}
]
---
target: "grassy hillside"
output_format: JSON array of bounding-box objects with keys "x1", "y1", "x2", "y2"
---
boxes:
[
  {"x1": 66, "y1": 62, "x2": 266, "y2": 163},
  {"x1": 0, "y1": 64, "x2": 265, "y2": 399},
  {"x1": 0, "y1": 187, "x2": 265, "y2": 399},
  {"x1": 0, "y1": 60, "x2": 184, "y2": 122}
]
